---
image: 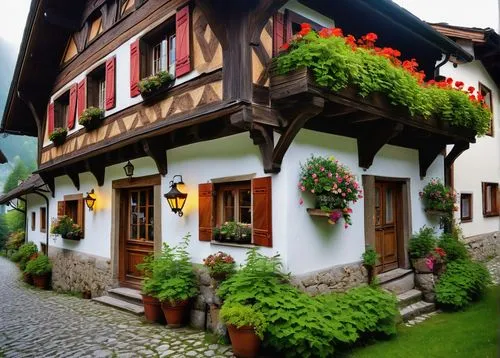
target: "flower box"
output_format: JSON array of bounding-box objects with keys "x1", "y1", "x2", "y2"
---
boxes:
[
  {"x1": 140, "y1": 81, "x2": 174, "y2": 102},
  {"x1": 139, "y1": 71, "x2": 175, "y2": 103},
  {"x1": 49, "y1": 128, "x2": 68, "y2": 147},
  {"x1": 306, "y1": 208, "x2": 331, "y2": 218},
  {"x1": 79, "y1": 107, "x2": 104, "y2": 131}
]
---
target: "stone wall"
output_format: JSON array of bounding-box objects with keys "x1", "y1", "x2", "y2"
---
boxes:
[
  {"x1": 464, "y1": 231, "x2": 500, "y2": 262},
  {"x1": 49, "y1": 247, "x2": 113, "y2": 297},
  {"x1": 290, "y1": 261, "x2": 368, "y2": 295}
]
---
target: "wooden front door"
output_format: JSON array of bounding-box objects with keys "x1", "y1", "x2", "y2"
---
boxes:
[
  {"x1": 374, "y1": 181, "x2": 401, "y2": 273},
  {"x1": 119, "y1": 187, "x2": 155, "y2": 288}
]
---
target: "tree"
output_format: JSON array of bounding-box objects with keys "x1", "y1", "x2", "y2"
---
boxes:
[{"x1": 3, "y1": 160, "x2": 30, "y2": 193}]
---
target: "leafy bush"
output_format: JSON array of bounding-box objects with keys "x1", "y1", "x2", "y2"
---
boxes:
[
  {"x1": 154, "y1": 234, "x2": 198, "y2": 303},
  {"x1": 203, "y1": 251, "x2": 235, "y2": 280},
  {"x1": 139, "y1": 71, "x2": 174, "y2": 95},
  {"x1": 218, "y1": 249, "x2": 397, "y2": 358},
  {"x1": 25, "y1": 254, "x2": 52, "y2": 275},
  {"x1": 220, "y1": 303, "x2": 268, "y2": 339},
  {"x1": 15, "y1": 242, "x2": 38, "y2": 270},
  {"x1": 436, "y1": 260, "x2": 491, "y2": 310},
  {"x1": 6, "y1": 230, "x2": 25, "y2": 251},
  {"x1": 136, "y1": 254, "x2": 162, "y2": 296},
  {"x1": 78, "y1": 107, "x2": 104, "y2": 128},
  {"x1": 408, "y1": 226, "x2": 437, "y2": 259},
  {"x1": 51, "y1": 216, "x2": 83, "y2": 239},
  {"x1": 419, "y1": 178, "x2": 457, "y2": 213},
  {"x1": 438, "y1": 233, "x2": 469, "y2": 262},
  {"x1": 362, "y1": 246, "x2": 378, "y2": 267}
]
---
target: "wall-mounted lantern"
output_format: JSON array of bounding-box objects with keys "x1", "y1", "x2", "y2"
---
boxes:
[
  {"x1": 84, "y1": 189, "x2": 96, "y2": 211},
  {"x1": 123, "y1": 160, "x2": 134, "y2": 178},
  {"x1": 164, "y1": 175, "x2": 187, "y2": 217}
]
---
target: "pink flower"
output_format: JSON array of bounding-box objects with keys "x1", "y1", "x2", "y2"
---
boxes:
[
  {"x1": 344, "y1": 223, "x2": 349, "y2": 229},
  {"x1": 338, "y1": 178, "x2": 343, "y2": 183},
  {"x1": 311, "y1": 189, "x2": 315, "y2": 194},
  {"x1": 312, "y1": 173, "x2": 317, "y2": 179},
  {"x1": 299, "y1": 198, "x2": 304, "y2": 205},
  {"x1": 300, "y1": 186, "x2": 306, "y2": 192},
  {"x1": 358, "y1": 195, "x2": 363, "y2": 199},
  {"x1": 328, "y1": 172, "x2": 333, "y2": 178},
  {"x1": 320, "y1": 167, "x2": 325, "y2": 172},
  {"x1": 314, "y1": 178, "x2": 319, "y2": 183},
  {"x1": 342, "y1": 193, "x2": 346, "y2": 197},
  {"x1": 333, "y1": 183, "x2": 338, "y2": 189}
]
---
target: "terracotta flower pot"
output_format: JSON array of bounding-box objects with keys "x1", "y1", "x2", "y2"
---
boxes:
[
  {"x1": 161, "y1": 300, "x2": 189, "y2": 327},
  {"x1": 23, "y1": 272, "x2": 33, "y2": 285},
  {"x1": 227, "y1": 324, "x2": 261, "y2": 358},
  {"x1": 32, "y1": 273, "x2": 49, "y2": 289},
  {"x1": 142, "y1": 294, "x2": 166, "y2": 324}
]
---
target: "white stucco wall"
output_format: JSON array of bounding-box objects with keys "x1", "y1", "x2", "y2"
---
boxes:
[
  {"x1": 25, "y1": 194, "x2": 48, "y2": 250},
  {"x1": 442, "y1": 61, "x2": 500, "y2": 237}
]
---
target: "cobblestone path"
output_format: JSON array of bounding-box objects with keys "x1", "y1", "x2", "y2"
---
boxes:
[{"x1": 0, "y1": 257, "x2": 232, "y2": 358}]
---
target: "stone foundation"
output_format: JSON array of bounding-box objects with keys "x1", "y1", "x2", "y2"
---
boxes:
[
  {"x1": 464, "y1": 231, "x2": 500, "y2": 262},
  {"x1": 49, "y1": 247, "x2": 113, "y2": 297},
  {"x1": 291, "y1": 261, "x2": 368, "y2": 295}
]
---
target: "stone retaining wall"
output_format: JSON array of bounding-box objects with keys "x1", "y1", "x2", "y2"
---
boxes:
[
  {"x1": 464, "y1": 231, "x2": 500, "y2": 262},
  {"x1": 49, "y1": 247, "x2": 113, "y2": 297}
]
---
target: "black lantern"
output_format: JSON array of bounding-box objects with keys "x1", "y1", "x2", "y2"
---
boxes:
[
  {"x1": 84, "y1": 189, "x2": 96, "y2": 211},
  {"x1": 123, "y1": 160, "x2": 134, "y2": 177},
  {"x1": 164, "y1": 175, "x2": 187, "y2": 217}
]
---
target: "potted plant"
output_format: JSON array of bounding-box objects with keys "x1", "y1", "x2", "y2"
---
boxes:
[
  {"x1": 220, "y1": 303, "x2": 267, "y2": 358},
  {"x1": 79, "y1": 107, "x2": 105, "y2": 131},
  {"x1": 139, "y1": 71, "x2": 175, "y2": 100},
  {"x1": 203, "y1": 251, "x2": 236, "y2": 282},
  {"x1": 299, "y1": 155, "x2": 361, "y2": 228},
  {"x1": 49, "y1": 127, "x2": 68, "y2": 146},
  {"x1": 136, "y1": 254, "x2": 165, "y2": 323},
  {"x1": 235, "y1": 225, "x2": 252, "y2": 245},
  {"x1": 24, "y1": 254, "x2": 52, "y2": 289},
  {"x1": 50, "y1": 216, "x2": 84, "y2": 240},
  {"x1": 419, "y1": 178, "x2": 457, "y2": 215},
  {"x1": 409, "y1": 226, "x2": 441, "y2": 273},
  {"x1": 156, "y1": 234, "x2": 198, "y2": 327},
  {"x1": 361, "y1": 246, "x2": 378, "y2": 285}
]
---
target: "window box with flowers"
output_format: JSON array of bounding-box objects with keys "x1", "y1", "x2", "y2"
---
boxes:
[
  {"x1": 79, "y1": 107, "x2": 105, "y2": 131},
  {"x1": 213, "y1": 222, "x2": 252, "y2": 245},
  {"x1": 139, "y1": 71, "x2": 175, "y2": 101},
  {"x1": 299, "y1": 155, "x2": 362, "y2": 227},
  {"x1": 50, "y1": 215, "x2": 84, "y2": 240},
  {"x1": 420, "y1": 178, "x2": 457, "y2": 216},
  {"x1": 49, "y1": 127, "x2": 68, "y2": 147}
]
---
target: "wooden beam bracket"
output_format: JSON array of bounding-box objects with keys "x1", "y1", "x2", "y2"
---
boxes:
[
  {"x1": 85, "y1": 158, "x2": 105, "y2": 187},
  {"x1": 141, "y1": 139, "x2": 168, "y2": 176},
  {"x1": 358, "y1": 122, "x2": 404, "y2": 170},
  {"x1": 250, "y1": 123, "x2": 274, "y2": 173},
  {"x1": 65, "y1": 168, "x2": 80, "y2": 191},
  {"x1": 39, "y1": 173, "x2": 55, "y2": 198},
  {"x1": 444, "y1": 141, "x2": 470, "y2": 185},
  {"x1": 419, "y1": 143, "x2": 445, "y2": 178}
]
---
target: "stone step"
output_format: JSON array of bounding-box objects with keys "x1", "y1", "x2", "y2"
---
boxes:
[
  {"x1": 92, "y1": 296, "x2": 144, "y2": 315},
  {"x1": 108, "y1": 287, "x2": 143, "y2": 305},
  {"x1": 400, "y1": 301, "x2": 435, "y2": 322},
  {"x1": 380, "y1": 270, "x2": 415, "y2": 295},
  {"x1": 397, "y1": 289, "x2": 423, "y2": 309}
]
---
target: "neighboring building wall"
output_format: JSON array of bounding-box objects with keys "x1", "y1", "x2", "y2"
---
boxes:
[
  {"x1": 441, "y1": 61, "x2": 500, "y2": 238},
  {"x1": 25, "y1": 194, "x2": 48, "y2": 250}
]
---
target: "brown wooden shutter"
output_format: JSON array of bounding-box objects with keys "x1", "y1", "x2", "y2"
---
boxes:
[
  {"x1": 47, "y1": 102, "x2": 55, "y2": 134},
  {"x1": 57, "y1": 201, "x2": 65, "y2": 218},
  {"x1": 198, "y1": 183, "x2": 214, "y2": 242},
  {"x1": 105, "y1": 56, "x2": 116, "y2": 110},
  {"x1": 252, "y1": 176, "x2": 272, "y2": 247},
  {"x1": 77, "y1": 198, "x2": 85, "y2": 237},
  {"x1": 130, "y1": 40, "x2": 141, "y2": 97},
  {"x1": 67, "y1": 84, "x2": 78, "y2": 130},
  {"x1": 175, "y1": 5, "x2": 191, "y2": 78},
  {"x1": 77, "y1": 78, "x2": 87, "y2": 120},
  {"x1": 273, "y1": 12, "x2": 285, "y2": 56}
]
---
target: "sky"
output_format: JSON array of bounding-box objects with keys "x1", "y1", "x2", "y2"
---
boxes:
[{"x1": 0, "y1": 0, "x2": 30, "y2": 47}]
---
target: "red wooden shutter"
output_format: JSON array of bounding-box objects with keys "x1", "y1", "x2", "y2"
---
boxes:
[
  {"x1": 130, "y1": 40, "x2": 141, "y2": 97},
  {"x1": 105, "y1": 56, "x2": 116, "y2": 110},
  {"x1": 198, "y1": 183, "x2": 214, "y2": 242},
  {"x1": 273, "y1": 12, "x2": 285, "y2": 56},
  {"x1": 67, "y1": 84, "x2": 78, "y2": 130},
  {"x1": 252, "y1": 176, "x2": 272, "y2": 247},
  {"x1": 175, "y1": 5, "x2": 191, "y2": 78},
  {"x1": 47, "y1": 102, "x2": 55, "y2": 135},
  {"x1": 77, "y1": 78, "x2": 87, "y2": 120}
]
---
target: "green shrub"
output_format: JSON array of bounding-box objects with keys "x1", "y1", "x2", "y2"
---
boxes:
[
  {"x1": 218, "y1": 249, "x2": 397, "y2": 358},
  {"x1": 436, "y1": 260, "x2": 491, "y2": 310},
  {"x1": 14, "y1": 242, "x2": 38, "y2": 270},
  {"x1": 6, "y1": 230, "x2": 25, "y2": 251},
  {"x1": 136, "y1": 253, "x2": 162, "y2": 296},
  {"x1": 362, "y1": 246, "x2": 378, "y2": 267},
  {"x1": 25, "y1": 254, "x2": 52, "y2": 275},
  {"x1": 408, "y1": 226, "x2": 437, "y2": 259},
  {"x1": 220, "y1": 303, "x2": 267, "y2": 339},
  {"x1": 438, "y1": 233, "x2": 469, "y2": 262}
]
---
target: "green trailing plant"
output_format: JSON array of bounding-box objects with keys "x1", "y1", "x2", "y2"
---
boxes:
[
  {"x1": 50, "y1": 216, "x2": 83, "y2": 240},
  {"x1": 438, "y1": 233, "x2": 469, "y2": 262},
  {"x1": 14, "y1": 242, "x2": 38, "y2": 271},
  {"x1": 435, "y1": 259, "x2": 491, "y2": 310},
  {"x1": 138, "y1": 71, "x2": 174, "y2": 95},
  {"x1": 25, "y1": 254, "x2": 52, "y2": 276},
  {"x1": 408, "y1": 226, "x2": 437, "y2": 259},
  {"x1": 419, "y1": 178, "x2": 457, "y2": 213},
  {"x1": 276, "y1": 25, "x2": 491, "y2": 135},
  {"x1": 48, "y1": 127, "x2": 68, "y2": 145},
  {"x1": 78, "y1": 107, "x2": 104, "y2": 128},
  {"x1": 154, "y1": 233, "x2": 198, "y2": 304},
  {"x1": 218, "y1": 249, "x2": 397, "y2": 358},
  {"x1": 219, "y1": 302, "x2": 268, "y2": 339}
]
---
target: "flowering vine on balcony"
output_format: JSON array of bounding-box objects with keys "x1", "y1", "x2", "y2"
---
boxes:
[{"x1": 276, "y1": 24, "x2": 491, "y2": 136}]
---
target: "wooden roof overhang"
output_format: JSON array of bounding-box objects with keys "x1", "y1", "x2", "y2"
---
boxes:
[
  {"x1": 263, "y1": 67, "x2": 474, "y2": 175},
  {"x1": 0, "y1": 150, "x2": 7, "y2": 164},
  {"x1": 0, "y1": 174, "x2": 47, "y2": 205}
]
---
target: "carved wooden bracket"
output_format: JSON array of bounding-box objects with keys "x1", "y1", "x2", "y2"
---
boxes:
[
  {"x1": 85, "y1": 159, "x2": 105, "y2": 187},
  {"x1": 39, "y1": 173, "x2": 55, "y2": 198},
  {"x1": 65, "y1": 168, "x2": 80, "y2": 191},
  {"x1": 444, "y1": 141, "x2": 469, "y2": 185},
  {"x1": 358, "y1": 122, "x2": 404, "y2": 170},
  {"x1": 141, "y1": 139, "x2": 168, "y2": 176},
  {"x1": 419, "y1": 143, "x2": 445, "y2": 178},
  {"x1": 231, "y1": 105, "x2": 284, "y2": 131},
  {"x1": 250, "y1": 123, "x2": 274, "y2": 173}
]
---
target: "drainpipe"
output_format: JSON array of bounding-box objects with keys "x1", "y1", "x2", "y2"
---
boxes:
[
  {"x1": 434, "y1": 53, "x2": 451, "y2": 80},
  {"x1": 32, "y1": 190, "x2": 50, "y2": 255}
]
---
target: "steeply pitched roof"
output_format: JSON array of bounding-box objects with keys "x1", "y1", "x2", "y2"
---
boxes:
[{"x1": 0, "y1": 174, "x2": 46, "y2": 204}]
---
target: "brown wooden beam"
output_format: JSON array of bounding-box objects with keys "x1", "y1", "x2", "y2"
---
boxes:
[
  {"x1": 358, "y1": 122, "x2": 404, "y2": 170},
  {"x1": 39, "y1": 173, "x2": 55, "y2": 198},
  {"x1": 419, "y1": 143, "x2": 445, "y2": 178},
  {"x1": 65, "y1": 168, "x2": 80, "y2": 191},
  {"x1": 141, "y1": 138, "x2": 168, "y2": 176},
  {"x1": 444, "y1": 141, "x2": 469, "y2": 185},
  {"x1": 85, "y1": 158, "x2": 105, "y2": 187},
  {"x1": 250, "y1": 123, "x2": 274, "y2": 173}
]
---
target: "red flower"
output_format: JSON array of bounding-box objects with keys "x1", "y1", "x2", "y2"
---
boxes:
[
  {"x1": 469, "y1": 95, "x2": 476, "y2": 101},
  {"x1": 446, "y1": 77, "x2": 453, "y2": 84},
  {"x1": 298, "y1": 23, "x2": 312, "y2": 36},
  {"x1": 332, "y1": 27, "x2": 343, "y2": 37},
  {"x1": 477, "y1": 92, "x2": 484, "y2": 102},
  {"x1": 365, "y1": 32, "x2": 378, "y2": 42},
  {"x1": 454, "y1": 81, "x2": 464, "y2": 89},
  {"x1": 468, "y1": 86, "x2": 475, "y2": 94},
  {"x1": 280, "y1": 42, "x2": 290, "y2": 51},
  {"x1": 318, "y1": 28, "x2": 330, "y2": 38},
  {"x1": 427, "y1": 79, "x2": 436, "y2": 85}
]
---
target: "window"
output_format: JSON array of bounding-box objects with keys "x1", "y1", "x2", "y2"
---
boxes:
[
  {"x1": 129, "y1": 188, "x2": 154, "y2": 241},
  {"x1": 141, "y1": 23, "x2": 176, "y2": 78},
  {"x1": 31, "y1": 212, "x2": 36, "y2": 231},
  {"x1": 479, "y1": 83, "x2": 494, "y2": 136},
  {"x1": 87, "y1": 15, "x2": 103, "y2": 44},
  {"x1": 40, "y1": 207, "x2": 46, "y2": 233},
  {"x1": 273, "y1": 10, "x2": 322, "y2": 57},
  {"x1": 285, "y1": 10, "x2": 322, "y2": 38},
  {"x1": 87, "y1": 65, "x2": 106, "y2": 109},
  {"x1": 62, "y1": 36, "x2": 78, "y2": 64},
  {"x1": 120, "y1": 0, "x2": 135, "y2": 18},
  {"x1": 58, "y1": 194, "x2": 85, "y2": 236},
  {"x1": 54, "y1": 91, "x2": 70, "y2": 128},
  {"x1": 482, "y1": 182, "x2": 499, "y2": 217},
  {"x1": 215, "y1": 181, "x2": 252, "y2": 226},
  {"x1": 460, "y1": 193, "x2": 472, "y2": 222}
]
